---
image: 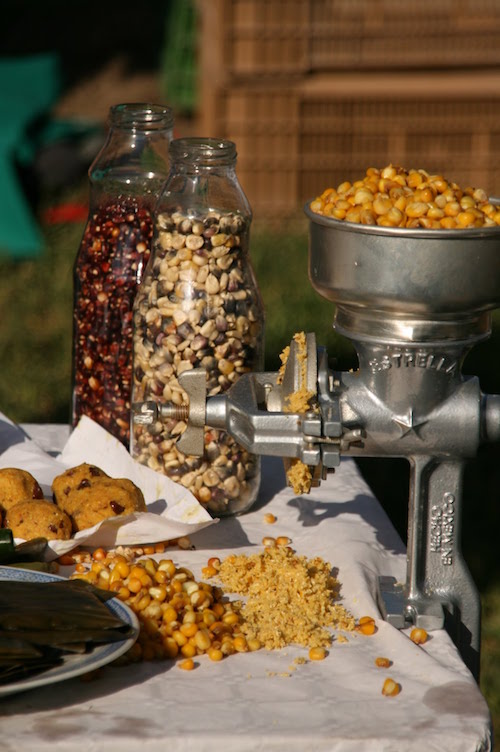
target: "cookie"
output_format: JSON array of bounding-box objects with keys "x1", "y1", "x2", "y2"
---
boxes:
[
  {"x1": 52, "y1": 463, "x2": 109, "y2": 515},
  {"x1": 0, "y1": 468, "x2": 44, "y2": 519},
  {"x1": 5, "y1": 499, "x2": 72, "y2": 541},
  {"x1": 67, "y1": 478, "x2": 146, "y2": 532}
]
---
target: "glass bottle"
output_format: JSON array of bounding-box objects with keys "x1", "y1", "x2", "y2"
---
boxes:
[
  {"x1": 72, "y1": 103, "x2": 174, "y2": 447},
  {"x1": 131, "y1": 137, "x2": 265, "y2": 516}
]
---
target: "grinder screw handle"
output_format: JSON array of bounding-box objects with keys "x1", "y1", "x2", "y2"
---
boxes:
[
  {"x1": 175, "y1": 369, "x2": 207, "y2": 455},
  {"x1": 131, "y1": 369, "x2": 207, "y2": 456}
]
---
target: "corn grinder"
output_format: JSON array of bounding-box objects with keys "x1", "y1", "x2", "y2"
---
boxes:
[{"x1": 133, "y1": 204, "x2": 500, "y2": 680}]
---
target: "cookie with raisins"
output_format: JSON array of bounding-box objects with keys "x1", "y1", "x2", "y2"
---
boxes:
[
  {"x1": 0, "y1": 468, "x2": 44, "y2": 519},
  {"x1": 68, "y1": 478, "x2": 146, "y2": 532},
  {"x1": 5, "y1": 499, "x2": 72, "y2": 541},
  {"x1": 52, "y1": 463, "x2": 109, "y2": 515}
]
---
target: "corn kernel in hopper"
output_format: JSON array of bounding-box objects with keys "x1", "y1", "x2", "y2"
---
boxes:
[{"x1": 310, "y1": 164, "x2": 500, "y2": 229}]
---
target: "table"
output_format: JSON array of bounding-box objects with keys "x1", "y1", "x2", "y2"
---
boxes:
[{"x1": 0, "y1": 424, "x2": 493, "y2": 751}]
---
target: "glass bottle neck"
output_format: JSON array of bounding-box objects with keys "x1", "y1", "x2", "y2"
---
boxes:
[
  {"x1": 109, "y1": 103, "x2": 174, "y2": 132},
  {"x1": 169, "y1": 138, "x2": 237, "y2": 169},
  {"x1": 162, "y1": 137, "x2": 250, "y2": 218},
  {"x1": 88, "y1": 103, "x2": 174, "y2": 200},
  {"x1": 169, "y1": 162, "x2": 237, "y2": 179}
]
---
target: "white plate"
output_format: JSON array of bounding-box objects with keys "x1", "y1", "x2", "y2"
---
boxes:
[{"x1": 0, "y1": 565, "x2": 139, "y2": 697}]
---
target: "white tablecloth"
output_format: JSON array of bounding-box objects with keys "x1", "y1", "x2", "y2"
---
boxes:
[{"x1": 0, "y1": 424, "x2": 492, "y2": 752}]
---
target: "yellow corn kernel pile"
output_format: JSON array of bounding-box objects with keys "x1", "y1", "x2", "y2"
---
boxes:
[
  {"x1": 310, "y1": 165, "x2": 500, "y2": 229},
  {"x1": 70, "y1": 552, "x2": 256, "y2": 664},
  {"x1": 213, "y1": 545, "x2": 355, "y2": 649}
]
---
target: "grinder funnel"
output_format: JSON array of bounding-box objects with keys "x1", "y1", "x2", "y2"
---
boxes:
[
  {"x1": 305, "y1": 204, "x2": 500, "y2": 345},
  {"x1": 304, "y1": 202, "x2": 500, "y2": 678}
]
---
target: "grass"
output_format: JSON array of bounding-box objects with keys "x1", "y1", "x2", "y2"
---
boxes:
[
  {"x1": 0, "y1": 215, "x2": 77, "y2": 424},
  {"x1": 251, "y1": 221, "x2": 359, "y2": 372},
  {"x1": 0, "y1": 208, "x2": 498, "y2": 741}
]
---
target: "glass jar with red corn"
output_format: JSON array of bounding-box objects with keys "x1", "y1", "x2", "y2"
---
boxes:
[{"x1": 72, "y1": 103, "x2": 174, "y2": 447}]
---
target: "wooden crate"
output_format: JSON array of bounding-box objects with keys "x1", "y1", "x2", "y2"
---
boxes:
[
  {"x1": 199, "y1": 0, "x2": 309, "y2": 78},
  {"x1": 198, "y1": 0, "x2": 500, "y2": 78},
  {"x1": 200, "y1": 83, "x2": 302, "y2": 217},
  {"x1": 309, "y1": 0, "x2": 500, "y2": 70},
  {"x1": 199, "y1": 71, "x2": 500, "y2": 218}
]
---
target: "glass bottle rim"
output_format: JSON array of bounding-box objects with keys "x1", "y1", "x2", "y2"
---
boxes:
[
  {"x1": 109, "y1": 103, "x2": 174, "y2": 130},
  {"x1": 169, "y1": 137, "x2": 237, "y2": 166}
]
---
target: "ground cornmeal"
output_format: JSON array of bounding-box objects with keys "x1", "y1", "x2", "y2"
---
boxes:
[
  {"x1": 216, "y1": 545, "x2": 355, "y2": 650},
  {"x1": 285, "y1": 459, "x2": 313, "y2": 495},
  {"x1": 278, "y1": 332, "x2": 315, "y2": 413},
  {"x1": 277, "y1": 332, "x2": 317, "y2": 494}
]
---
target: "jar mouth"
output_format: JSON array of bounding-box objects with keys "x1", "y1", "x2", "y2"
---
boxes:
[
  {"x1": 110, "y1": 103, "x2": 174, "y2": 130},
  {"x1": 170, "y1": 137, "x2": 237, "y2": 165}
]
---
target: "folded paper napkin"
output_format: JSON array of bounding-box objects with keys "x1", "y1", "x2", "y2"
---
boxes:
[{"x1": 0, "y1": 413, "x2": 216, "y2": 558}]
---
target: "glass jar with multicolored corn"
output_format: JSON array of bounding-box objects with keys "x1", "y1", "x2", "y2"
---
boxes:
[
  {"x1": 72, "y1": 103, "x2": 174, "y2": 447},
  {"x1": 131, "y1": 138, "x2": 265, "y2": 516}
]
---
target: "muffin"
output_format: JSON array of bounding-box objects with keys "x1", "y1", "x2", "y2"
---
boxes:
[
  {"x1": 68, "y1": 478, "x2": 147, "y2": 532},
  {"x1": 0, "y1": 468, "x2": 44, "y2": 520},
  {"x1": 52, "y1": 463, "x2": 109, "y2": 515},
  {"x1": 5, "y1": 499, "x2": 72, "y2": 541}
]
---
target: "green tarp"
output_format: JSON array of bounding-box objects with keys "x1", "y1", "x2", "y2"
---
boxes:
[{"x1": 0, "y1": 53, "x2": 61, "y2": 259}]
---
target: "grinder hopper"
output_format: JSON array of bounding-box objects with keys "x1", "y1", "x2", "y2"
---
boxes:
[{"x1": 306, "y1": 204, "x2": 500, "y2": 679}]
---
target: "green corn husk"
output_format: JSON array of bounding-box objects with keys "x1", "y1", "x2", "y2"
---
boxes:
[
  {"x1": 0, "y1": 660, "x2": 63, "y2": 685},
  {"x1": 0, "y1": 638, "x2": 63, "y2": 684},
  {"x1": 0, "y1": 627, "x2": 132, "y2": 645},
  {"x1": 0, "y1": 580, "x2": 129, "y2": 632},
  {"x1": 0, "y1": 579, "x2": 136, "y2": 684},
  {"x1": 0, "y1": 532, "x2": 48, "y2": 565},
  {"x1": 8, "y1": 562, "x2": 52, "y2": 573},
  {"x1": 0, "y1": 531, "x2": 15, "y2": 563},
  {"x1": 0, "y1": 636, "x2": 46, "y2": 663}
]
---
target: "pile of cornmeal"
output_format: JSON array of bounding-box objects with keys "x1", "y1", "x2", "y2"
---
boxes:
[{"x1": 217, "y1": 545, "x2": 355, "y2": 649}]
